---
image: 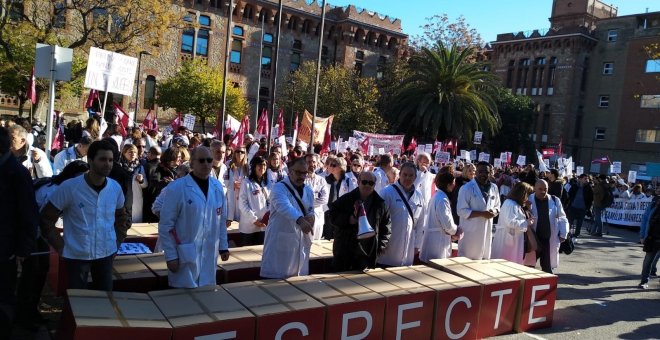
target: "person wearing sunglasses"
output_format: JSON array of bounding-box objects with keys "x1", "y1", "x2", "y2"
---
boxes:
[
  {"x1": 303, "y1": 153, "x2": 329, "y2": 241},
  {"x1": 226, "y1": 146, "x2": 249, "y2": 227},
  {"x1": 328, "y1": 171, "x2": 391, "y2": 272},
  {"x1": 158, "y1": 146, "x2": 230, "y2": 288},
  {"x1": 377, "y1": 162, "x2": 426, "y2": 267},
  {"x1": 345, "y1": 154, "x2": 364, "y2": 193},
  {"x1": 237, "y1": 156, "x2": 270, "y2": 246}
]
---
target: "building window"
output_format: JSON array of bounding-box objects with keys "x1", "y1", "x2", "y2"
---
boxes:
[
  {"x1": 293, "y1": 40, "x2": 302, "y2": 51},
  {"x1": 321, "y1": 46, "x2": 329, "y2": 65},
  {"x1": 290, "y1": 52, "x2": 301, "y2": 71},
  {"x1": 232, "y1": 25, "x2": 244, "y2": 36},
  {"x1": 550, "y1": 57, "x2": 558, "y2": 64},
  {"x1": 598, "y1": 95, "x2": 610, "y2": 107},
  {"x1": 230, "y1": 40, "x2": 242, "y2": 64},
  {"x1": 506, "y1": 60, "x2": 515, "y2": 88},
  {"x1": 264, "y1": 33, "x2": 273, "y2": 43},
  {"x1": 595, "y1": 128, "x2": 606, "y2": 141},
  {"x1": 181, "y1": 28, "x2": 195, "y2": 54},
  {"x1": 607, "y1": 30, "x2": 618, "y2": 42},
  {"x1": 376, "y1": 56, "x2": 387, "y2": 80},
  {"x1": 259, "y1": 87, "x2": 269, "y2": 98},
  {"x1": 640, "y1": 95, "x2": 660, "y2": 108},
  {"x1": 645, "y1": 59, "x2": 660, "y2": 73},
  {"x1": 53, "y1": 2, "x2": 66, "y2": 28},
  {"x1": 356, "y1": 50, "x2": 364, "y2": 61},
  {"x1": 635, "y1": 129, "x2": 660, "y2": 143},
  {"x1": 199, "y1": 15, "x2": 210, "y2": 26},
  {"x1": 143, "y1": 76, "x2": 156, "y2": 110},
  {"x1": 535, "y1": 57, "x2": 546, "y2": 65},
  {"x1": 261, "y1": 46, "x2": 272, "y2": 70},
  {"x1": 197, "y1": 29, "x2": 209, "y2": 57},
  {"x1": 181, "y1": 14, "x2": 211, "y2": 57},
  {"x1": 602, "y1": 62, "x2": 614, "y2": 75}
]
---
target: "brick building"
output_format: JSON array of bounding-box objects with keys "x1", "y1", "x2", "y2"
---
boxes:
[
  {"x1": 489, "y1": 0, "x2": 660, "y2": 174},
  {"x1": 0, "y1": 0, "x2": 407, "y2": 128}
]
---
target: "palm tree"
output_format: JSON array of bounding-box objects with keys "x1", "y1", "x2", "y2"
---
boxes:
[{"x1": 387, "y1": 42, "x2": 501, "y2": 141}]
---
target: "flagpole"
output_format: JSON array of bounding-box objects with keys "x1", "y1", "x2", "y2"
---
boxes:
[
  {"x1": 268, "y1": 0, "x2": 284, "y2": 152},
  {"x1": 310, "y1": 0, "x2": 327, "y2": 152},
  {"x1": 219, "y1": 0, "x2": 234, "y2": 142},
  {"x1": 254, "y1": 14, "x2": 265, "y2": 134}
]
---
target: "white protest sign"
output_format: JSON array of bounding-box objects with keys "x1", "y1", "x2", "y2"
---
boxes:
[
  {"x1": 416, "y1": 145, "x2": 424, "y2": 155},
  {"x1": 183, "y1": 114, "x2": 196, "y2": 131},
  {"x1": 517, "y1": 155, "x2": 526, "y2": 166},
  {"x1": 605, "y1": 197, "x2": 653, "y2": 227},
  {"x1": 368, "y1": 145, "x2": 374, "y2": 156},
  {"x1": 576, "y1": 166, "x2": 584, "y2": 176},
  {"x1": 544, "y1": 159, "x2": 550, "y2": 169},
  {"x1": 84, "y1": 47, "x2": 138, "y2": 96},
  {"x1": 378, "y1": 147, "x2": 385, "y2": 155},
  {"x1": 474, "y1": 131, "x2": 483, "y2": 144},
  {"x1": 478, "y1": 152, "x2": 490, "y2": 162},
  {"x1": 611, "y1": 161, "x2": 622, "y2": 174},
  {"x1": 277, "y1": 135, "x2": 286, "y2": 147},
  {"x1": 470, "y1": 150, "x2": 477, "y2": 162},
  {"x1": 436, "y1": 151, "x2": 450, "y2": 163},
  {"x1": 424, "y1": 144, "x2": 433, "y2": 154},
  {"x1": 494, "y1": 158, "x2": 502, "y2": 169},
  {"x1": 628, "y1": 170, "x2": 637, "y2": 184},
  {"x1": 460, "y1": 150, "x2": 470, "y2": 161},
  {"x1": 500, "y1": 152, "x2": 508, "y2": 164}
]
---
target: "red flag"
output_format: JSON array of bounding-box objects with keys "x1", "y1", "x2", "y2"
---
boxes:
[
  {"x1": 152, "y1": 110, "x2": 158, "y2": 131},
  {"x1": 406, "y1": 137, "x2": 417, "y2": 151},
  {"x1": 113, "y1": 103, "x2": 129, "y2": 137},
  {"x1": 557, "y1": 137, "x2": 563, "y2": 156},
  {"x1": 591, "y1": 156, "x2": 611, "y2": 164},
  {"x1": 257, "y1": 108, "x2": 269, "y2": 136},
  {"x1": 433, "y1": 140, "x2": 442, "y2": 154},
  {"x1": 141, "y1": 109, "x2": 153, "y2": 131},
  {"x1": 231, "y1": 115, "x2": 250, "y2": 148},
  {"x1": 276, "y1": 108, "x2": 285, "y2": 137},
  {"x1": 85, "y1": 89, "x2": 99, "y2": 109},
  {"x1": 27, "y1": 66, "x2": 37, "y2": 105},
  {"x1": 170, "y1": 112, "x2": 182, "y2": 130},
  {"x1": 321, "y1": 118, "x2": 332, "y2": 153},
  {"x1": 360, "y1": 137, "x2": 370, "y2": 154},
  {"x1": 51, "y1": 111, "x2": 65, "y2": 150},
  {"x1": 541, "y1": 148, "x2": 555, "y2": 158}
]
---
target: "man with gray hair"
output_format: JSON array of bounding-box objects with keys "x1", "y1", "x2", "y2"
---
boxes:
[
  {"x1": 304, "y1": 153, "x2": 329, "y2": 240},
  {"x1": 8, "y1": 124, "x2": 52, "y2": 179},
  {"x1": 53, "y1": 136, "x2": 92, "y2": 175},
  {"x1": 414, "y1": 152, "x2": 435, "y2": 203}
]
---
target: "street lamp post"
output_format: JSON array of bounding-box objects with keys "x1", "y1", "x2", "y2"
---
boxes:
[
  {"x1": 289, "y1": 78, "x2": 296, "y2": 136},
  {"x1": 134, "y1": 51, "x2": 150, "y2": 122},
  {"x1": 310, "y1": 0, "x2": 327, "y2": 152}
]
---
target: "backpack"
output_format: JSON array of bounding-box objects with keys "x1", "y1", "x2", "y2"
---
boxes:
[{"x1": 602, "y1": 187, "x2": 614, "y2": 207}]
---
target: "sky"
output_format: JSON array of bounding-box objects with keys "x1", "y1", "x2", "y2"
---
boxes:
[{"x1": 327, "y1": 0, "x2": 658, "y2": 43}]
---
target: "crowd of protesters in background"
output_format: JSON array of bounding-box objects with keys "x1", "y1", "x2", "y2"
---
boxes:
[{"x1": 1, "y1": 114, "x2": 659, "y2": 334}]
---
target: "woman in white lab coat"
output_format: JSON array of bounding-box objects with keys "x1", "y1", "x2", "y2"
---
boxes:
[
  {"x1": 266, "y1": 152, "x2": 287, "y2": 191},
  {"x1": 226, "y1": 145, "x2": 249, "y2": 223},
  {"x1": 158, "y1": 169, "x2": 229, "y2": 289},
  {"x1": 261, "y1": 158, "x2": 316, "y2": 279},
  {"x1": 238, "y1": 156, "x2": 270, "y2": 246},
  {"x1": 420, "y1": 166, "x2": 463, "y2": 262},
  {"x1": 491, "y1": 182, "x2": 535, "y2": 264}
]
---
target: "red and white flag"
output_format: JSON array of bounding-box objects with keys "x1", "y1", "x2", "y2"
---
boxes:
[
  {"x1": 256, "y1": 108, "x2": 269, "y2": 137},
  {"x1": 433, "y1": 140, "x2": 442, "y2": 154},
  {"x1": 170, "y1": 112, "x2": 182, "y2": 130},
  {"x1": 592, "y1": 156, "x2": 611, "y2": 164},
  {"x1": 292, "y1": 113, "x2": 299, "y2": 142},
  {"x1": 406, "y1": 137, "x2": 417, "y2": 151},
  {"x1": 85, "y1": 89, "x2": 99, "y2": 109},
  {"x1": 141, "y1": 109, "x2": 154, "y2": 131},
  {"x1": 320, "y1": 118, "x2": 332, "y2": 153},
  {"x1": 276, "y1": 108, "x2": 285, "y2": 137},
  {"x1": 557, "y1": 137, "x2": 563, "y2": 156},
  {"x1": 113, "y1": 103, "x2": 129, "y2": 137},
  {"x1": 27, "y1": 66, "x2": 37, "y2": 105},
  {"x1": 360, "y1": 136, "x2": 370, "y2": 154},
  {"x1": 51, "y1": 111, "x2": 65, "y2": 151},
  {"x1": 231, "y1": 115, "x2": 250, "y2": 148}
]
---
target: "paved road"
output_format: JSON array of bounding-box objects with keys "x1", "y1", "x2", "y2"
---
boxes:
[{"x1": 494, "y1": 222, "x2": 660, "y2": 340}]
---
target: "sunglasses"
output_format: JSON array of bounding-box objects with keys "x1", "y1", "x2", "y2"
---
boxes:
[
  {"x1": 235, "y1": 150, "x2": 246, "y2": 154},
  {"x1": 352, "y1": 163, "x2": 362, "y2": 167},
  {"x1": 196, "y1": 158, "x2": 214, "y2": 164},
  {"x1": 328, "y1": 163, "x2": 338, "y2": 168},
  {"x1": 361, "y1": 180, "x2": 376, "y2": 186}
]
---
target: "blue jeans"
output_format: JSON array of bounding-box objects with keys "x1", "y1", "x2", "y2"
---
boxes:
[
  {"x1": 64, "y1": 254, "x2": 114, "y2": 291},
  {"x1": 592, "y1": 207, "x2": 604, "y2": 235},
  {"x1": 640, "y1": 249, "x2": 660, "y2": 284},
  {"x1": 569, "y1": 207, "x2": 587, "y2": 236}
]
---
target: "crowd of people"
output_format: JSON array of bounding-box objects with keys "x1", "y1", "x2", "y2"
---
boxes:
[{"x1": 1, "y1": 115, "x2": 659, "y2": 335}]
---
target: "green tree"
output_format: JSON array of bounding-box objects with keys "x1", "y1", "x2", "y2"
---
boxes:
[
  {"x1": 489, "y1": 87, "x2": 536, "y2": 158},
  {"x1": 278, "y1": 62, "x2": 384, "y2": 135},
  {"x1": 155, "y1": 59, "x2": 248, "y2": 133},
  {"x1": 410, "y1": 14, "x2": 484, "y2": 51},
  {"x1": 386, "y1": 43, "x2": 500, "y2": 141}
]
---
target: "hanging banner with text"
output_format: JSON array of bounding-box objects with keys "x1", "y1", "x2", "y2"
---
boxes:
[
  {"x1": 298, "y1": 110, "x2": 334, "y2": 145},
  {"x1": 84, "y1": 47, "x2": 138, "y2": 96},
  {"x1": 352, "y1": 130, "x2": 405, "y2": 154},
  {"x1": 604, "y1": 197, "x2": 653, "y2": 227}
]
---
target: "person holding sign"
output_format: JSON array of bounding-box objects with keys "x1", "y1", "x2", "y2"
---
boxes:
[{"x1": 456, "y1": 161, "x2": 501, "y2": 260}]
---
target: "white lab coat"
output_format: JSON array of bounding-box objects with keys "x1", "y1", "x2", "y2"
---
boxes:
[
  {"x1": 491, "y1": 199, "x2": 529, "y2": 264},
  {"x1": 373, "y1": 167, "x2": 389, "y2": 195},
  {"x1": 226, "y1": 164, "x2": 248, "y2": 222},
  {"x1": 260, "y1": 177, "x2": 315, "y2": 279},
  {"x1": 377, "y1": 182, "x2": 426, "y2": 266},
  {"x1": 456, "y1": 179, "x2": 501, "y2": 260},
  {"x1": 344, "y1": 172, "x2": 360, "y2": 192},
  {"x1": 266, "y1": 168, "x2": 287, "y2": 191},
  {"x1": 21, "y1": 146, "x2": 52, "y2": 179},
  {"x1": 415, "y1": 169, "x2": 435, "y2": 203},
  {"x1": 53, "y1": 146, "x2": 86, "y2": 175},
  {"x1": 523, "y1": 195, "x2": 569, "y2": 270},
  {"x1": 420, "y1": 190, "x2": 458, "y2": 262},
  {"x1": 304, "y1": 174, "x2": 329, "y2": 241},
  {"x1": 130, "y1": 165, "x2": 148, "y2": 223},
  {"x1": 238, "y1": 178, "x2": 270, "y2": 234},
  {"x1": 158, "y1": 175, "x2": 228, "y2": 288}
]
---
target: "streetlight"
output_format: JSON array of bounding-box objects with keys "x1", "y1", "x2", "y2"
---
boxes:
[
  {"x1": 289, "y1": 78, "x2": 296, "y2": 136},
  {"x1": 134, "y1": 51, "x2": 151, "y2": 120}
]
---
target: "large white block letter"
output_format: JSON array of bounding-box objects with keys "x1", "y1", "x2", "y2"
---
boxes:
[
  {"x1": 445, "y1": 296, "x2": 472, "y2": 340},
  {"x1": 491, "y1": 288, "x2": 513, "y2": 329},
  {"x1": 528, "y1": 284, "x2": 550, "y2": 324},
  {"x1": 275, "y1": 322, "x2": 309, "y2": 340},
  {"x1": 341, "y1": 311, "x2": 373, "y2": 340},
  {"x1": 396, "y1": 301, "x2": 423, "y2": 340}
]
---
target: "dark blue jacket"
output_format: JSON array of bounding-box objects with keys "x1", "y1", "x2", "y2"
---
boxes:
[{"x1": 0, "y1": 152, "x2": 38, "y2": 258}]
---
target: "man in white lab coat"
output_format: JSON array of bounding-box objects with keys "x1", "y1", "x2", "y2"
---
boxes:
[
  {"x1": 304, "y1": 153, "x2": 329, "y2": 241},
  {"x1": 377, "y1": 162, "x2": 426, "y2": 267},
  {"x1": 457, "y1": 161, "x2": 501, "y2": 260},
  {"x1": 53, "y1": 136, "x2": 92, "y2": 175},
  {"x1": 373, "y1": 154, "x2": 393, "y2": 195},
  {"x1": 261, "y1": 157, "x2": 315, "y2": 279},
  {"x1": 158, "y1": 146, "x2": 230, "y2": 289}
]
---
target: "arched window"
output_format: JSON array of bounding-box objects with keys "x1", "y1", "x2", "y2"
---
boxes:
[{"x1": 143, "y1": 76, "x2": 156, "y2": 110}]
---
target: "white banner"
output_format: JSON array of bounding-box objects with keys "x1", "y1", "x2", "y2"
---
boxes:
[
  {"x1": 436, "y1": 151, "x2": 450, "y2": 163},
  {"x1": 478, "y1": 152, "x2": 490, "y2": 162},
  {"x1": 611, "y1": 161, "x2": 622, "y2": 174},
  {"x1": 460, "y1": 150, "x2": 470, "y2": 161},
  {"x1": 353, "y1": 130, "x2": 404, "y2": 154},
  {"x1": 470, "y1": 150, "x2": 477, "y2": 162},
  {"x1": 604, "y1": 197, "x2": 653, "y2": 227},
  {"x1": 424, "y1": 144, "x2": 433, "y2": 154},
  {"x1": 494, "y1": 158, "x2": 502, "y2": 169},
  {"x1": 84, "y1": 47, "x2": 138, "y2": 96},
  {"x1": 576, "y1": 166, "x2": 584, "y2": 176},
  {"x1": 517, "y1": 155, "x2": 526, "y2": 166},
  {"x1": 474, "y1": 131, "x2": 483, "y2": 144},
  {"x1": 183, "y1": 114, "x2": 196, "y2": 131},
  {"x1": 628, "y1": 170, "x2": 637, "y2": 184}
]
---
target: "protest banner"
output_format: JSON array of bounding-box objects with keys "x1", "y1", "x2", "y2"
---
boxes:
[
  {"x1": 353, "y1": 130, "x2": 404, "y2": 154},
  {"x1": 424, "y1": 144, "x2": 433, "y2": 154},
  {"x1": 84, "y1": 47, "x2": 138, "y2": 96},
  {"x1": 576, "y1": 166, "x2": 584, "y2": 176},
  {"x1": 478, "y1": 152, "x2": 490, "y2": 162},
  {"x1": 628, "y1": 170, "x2": 637, "y2": 184},
  {"x1": 470, "y1": 150, "x2": 477, "y2": 162},
  {"x1": 604, "y1": 197, "x2": 653, "y2": 227},
  {"x1": 611, "y1": 161, "x2": 622, "y2": 174},
  {"x1": 474, "y1": 131, "x2": 483, "y2": 144},
  {"x1": 517, "y1": 155, "x2": 526, "y2": 166},
  {"x1": 500, "y1": 152, "x2": 508, "y2": 164},
  {"x1": 436, "y1": 151, "x2": 450, "y2": 164},
  {"x1": 460, "y1": 150, "x2": 470, "y2": 161},
  {"x1": 183, "y1": 114, "x2": 196, "y2": 131},
  {"x1": 298, "y1": 110, "x2": 333, "y2": 145},
  {"x1": 494, "y1": 158, "x2": 502, "y2": 169},
  {"x1": 378, "y1": 147, "x2": 385, "y2": 155}
]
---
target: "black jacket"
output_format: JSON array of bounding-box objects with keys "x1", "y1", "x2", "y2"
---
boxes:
[
  {"x1": 0, "y1": 152, "x2": 38, "y2": 258},
  {"x1": 568, "y1": 184, "x2": 594, "y2": 210},
  {"x1": 328, "y1": 189, "x2": 391, "y2": 271}
]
